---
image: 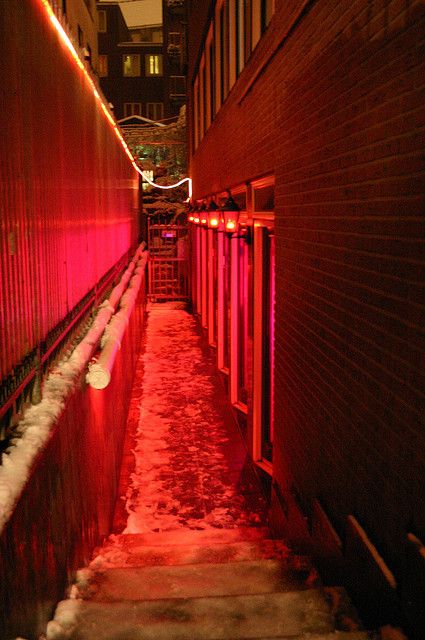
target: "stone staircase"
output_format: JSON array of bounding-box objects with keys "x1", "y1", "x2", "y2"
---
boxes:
[{"x1": 46, "y1": 527, "x2": 370, "y2": 640}]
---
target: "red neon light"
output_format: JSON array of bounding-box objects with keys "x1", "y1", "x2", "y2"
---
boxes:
[{"x1": 38, "y1": 0, "x2": 193, "y2": 198}]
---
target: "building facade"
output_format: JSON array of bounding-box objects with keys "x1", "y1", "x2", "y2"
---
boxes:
[
  {"x1": 96, "y1": 1, "x2": 187, "y2": 122},
  {"x1": 187, "y1": 1, "x2": 425, "y2": 637}
]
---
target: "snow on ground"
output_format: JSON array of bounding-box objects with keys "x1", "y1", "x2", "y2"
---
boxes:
[{"x1": 122, "y1": 303, "x2": 267, "y2": 535}]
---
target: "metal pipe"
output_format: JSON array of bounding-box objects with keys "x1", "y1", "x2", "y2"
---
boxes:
[{"x1": 86, "y1": 252, "x2": 148, "y2": 389}]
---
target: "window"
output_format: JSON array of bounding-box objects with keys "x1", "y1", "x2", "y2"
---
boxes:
[
  {"x1": 219, "y1": 5, "x2": 225, "y2": 104},
  {"x1": 228, "y1": 0, "x2": 237, "y2": 89},
  {"x1": 207, "y1": 29, "x2": 215, "y2": 125},
  {"x1": 252, "y1": 0, "x2": 273, "y2": 46},
  {"x1": 261, "y1": 0, "x2": 274, "y2": 33},
  {"x1": 145, "y1": 102, "x2": 164, "y2": 121},
  {"x1": 254, "y1": 183, "x2": 275, "y2": 211},
  {"x1": 123, "y1": 54, "x2": 140, "y2": 77},
  {"x1": 145, "y1": 54, "x2": 163, "y2": 76},
  {"x1": 98, "y1": 10, "x2": 106, "y2": 32},
  {"x1": 252, "y1": 176, "x2": 275, "y2": 472},
  {"x1": 252, "y1": 0, "x2": 261, "y2": 49},
  {"x1": 98, "y1": 55, "x2": 108, "y2": 77},
  {"x1": 124, "y1": 103, "x2": 142, "y2": 117},
  {"x1": 237, "y1": 0, "x2": 245, "y2": 75},
  {"x1": 199, "y1": 57, "x2": 205, "y2": 140},
  {"x1": 193, "y1": 76, "x2": 200, "y2": 149},
  {"x1": 244, "y1": 0, "x2": 252, "y2": 61}
]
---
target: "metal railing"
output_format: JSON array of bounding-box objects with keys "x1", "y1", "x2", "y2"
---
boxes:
[{"x1": 148, "y1": 223, "x2": 189, "y2": 301}]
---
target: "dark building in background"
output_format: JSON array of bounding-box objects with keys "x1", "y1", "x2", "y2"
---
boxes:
[
  {"x1": 96, "y1": 0, "x2": 187, "y2": 122},
  {"x1": 187, "y1": 1, "x2": 425, "y2": 638},
  {"x1": 163, "y1": 0, "x2": 187, "y2": 118}
]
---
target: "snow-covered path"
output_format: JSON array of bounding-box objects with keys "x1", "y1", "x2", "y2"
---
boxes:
[
  {"x1": 47, "y1": 304, "x2": 361, "y2": 640},
  {"x1": 113, "y1": 303, "x2": 267, "y2": 535}
]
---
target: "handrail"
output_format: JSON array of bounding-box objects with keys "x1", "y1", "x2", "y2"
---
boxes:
[{"x1": 0, "y1": 249, "x2": 138, "y2": 422}]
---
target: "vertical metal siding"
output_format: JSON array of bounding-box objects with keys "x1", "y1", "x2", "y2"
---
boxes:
[{"x1": 0, "y1": 0, "x2": 139, "y2": 383}]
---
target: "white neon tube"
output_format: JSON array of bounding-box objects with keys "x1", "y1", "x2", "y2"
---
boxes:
[{"x1": 136, "y1": 168, "x2": 193, "y2": 199}]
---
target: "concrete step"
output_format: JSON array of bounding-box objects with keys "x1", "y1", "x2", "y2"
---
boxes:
[
  {"x1": 76, "y1": 558, "x2": 321, "y2": 601},
  {"x1": 105, "y1": 527, "x2": 271, "y2": 548},
  {"x1": 90, "y1": 536, "x2": 305, "y2": 569},
  {"x1": 48, "y1": 589, "x2": 340, "y2": 640},
  {"x1": 229, "y1": 634, "x2": 369, "y2": 640}
]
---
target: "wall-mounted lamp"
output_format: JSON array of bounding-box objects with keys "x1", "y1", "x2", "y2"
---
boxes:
[
  {"x1": 207, "y1": 200, "x2": 220, "y2": 228},
  {"x1": 220, "y1": 193, "x2": 240, "y2": 234},
  {"x1": 187, "y1": 201, "x2": 195, "y2": 223},
  {"x1": 199, "y1": 201, "x2": 208, "y2": 226}
]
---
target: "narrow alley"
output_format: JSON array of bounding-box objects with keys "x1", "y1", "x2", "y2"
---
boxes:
[
  {"x1": 1, "y1": 1, "x2": 424, "y2": 638},
  {"x1": 46, "y1": 303, "x2": 365, "y2": 639}
]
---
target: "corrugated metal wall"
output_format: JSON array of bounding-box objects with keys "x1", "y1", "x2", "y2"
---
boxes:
[{"x1": 0, "y1": 0, "x2": 139, "y2": 385}]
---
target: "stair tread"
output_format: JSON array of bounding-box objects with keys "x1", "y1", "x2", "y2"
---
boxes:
[
  {"x1": 90, "y1": 537, "x2": 306, "y2": 569},
  {"x1": 229, "y1": 634, "x2": 369, "y2": 640},
  {"x1": 51, "y1": 589, "x2": 338, "y2": 640},
  {"x1": 104, "y1": 527, "x2": 271, "y2": 548},
  {"x1": 77, "y1": 558, "x2": 320, "y2": 601}
]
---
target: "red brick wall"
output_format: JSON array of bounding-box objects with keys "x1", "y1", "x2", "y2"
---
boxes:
[{"x1": 189, "y1": 0, "x2": 425, "y2": 633}]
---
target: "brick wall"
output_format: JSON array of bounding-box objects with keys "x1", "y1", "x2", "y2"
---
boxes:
[{"x1": 189, "y1": 0, "x2": 425, "y2": 634}]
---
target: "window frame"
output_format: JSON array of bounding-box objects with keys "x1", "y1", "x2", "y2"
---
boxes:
[
  {"x1": 145, "y1": 102, "x2": 164, "y2": 121},
  {"x1": 98, "y1": 9, "x2": 107, "y2": 33},
  {"x1": 145, "y1": 54, "x2": 163, "y2": 76},
  {"x1": 124, "y1": 102, "x2": 142, "y2": 118},
  {"x1": 122, "y1": 54, "x2": 141, "y2": 77},
  {"x1": 98, "y1": 54, "x2": 108, "y2": 77}
]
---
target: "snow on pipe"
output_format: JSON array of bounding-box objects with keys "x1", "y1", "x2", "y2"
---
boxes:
[
  {"x1": 86, "y1": 252, "x2": 148, "y2": 390},
  {"x1": 0, "y1": 244, "x2": 146, "y2": 534}
]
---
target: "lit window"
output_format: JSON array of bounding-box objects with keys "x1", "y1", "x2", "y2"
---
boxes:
[
  {"x1": 145, "y1": 54, "x2": 163, "y2": 76},
  {"x1": 146, "y1": 102, "x2": 164, "y2": 121},
  {"x1": 123, "y1": 54, "x2": 141, "y2": 77},
  {"x1": 98, "y1": 10, "x2": 107, "y2": 32},
  {"x1": 98, "y1": 54, "x2": 108, "y2": 77},
  {"x1": 124, "y1": 103, "x2": 142, "y2": 117}
]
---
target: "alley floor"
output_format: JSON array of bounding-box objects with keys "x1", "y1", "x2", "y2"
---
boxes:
[
  {"x1": 47, "y1": 302, "x2": 369, "y2": 639},
  {"x1": 112, "y1": 302, "x2": 268, "y2": 537}
]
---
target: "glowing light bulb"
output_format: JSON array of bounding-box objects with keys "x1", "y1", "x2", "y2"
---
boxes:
[
  {"x1": 209, "y1": 217, "x2": 219, "y2": 227},
  {"x1": 194, "y1": 216, "x2": 200, "y2": 224},
  {"x1": 189, "y1": 215, "x2": 194, "y2": 222},
  {"x1": 226, "y1": 220, "x2": 236, "y2": 231},
  {"x1": 201, "y1": 217, "x2": 208, "y2": 225}
]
